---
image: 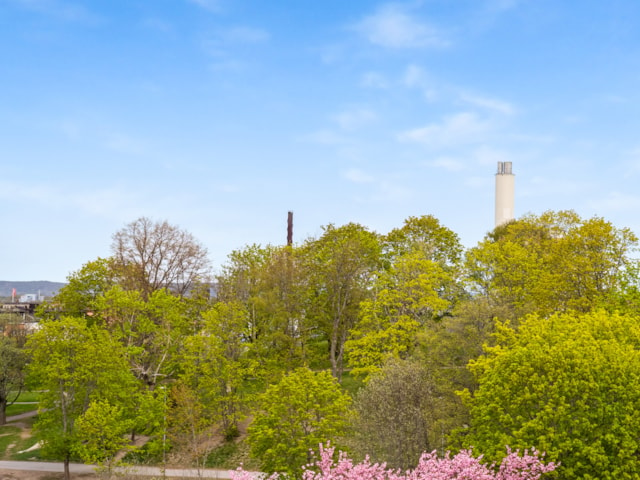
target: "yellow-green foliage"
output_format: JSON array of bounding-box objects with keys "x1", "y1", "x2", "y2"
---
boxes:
[
  {"x1": 247, "y1": 367, "x2": 352, "y2": 477},
  {"x1": 460, "y1": 309, "x2": 640, "y2": 480}
]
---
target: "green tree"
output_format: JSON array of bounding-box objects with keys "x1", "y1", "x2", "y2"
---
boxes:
[
  {"x1": 349, "y1": 358, "x2": 440, "y2": 469},
  {"x1": 346, "y1": 250, "x2": 453, "y2": 379},
  {"x1": 383, "y1": 214, "x2": 463, "y2": 267},
  {"x1": 26, "y1": 317, "x2": 138, "y2": 480},
  {"x1": 95, "y1": 286, "x2": 190, "y2": 388},
  {"x1": 302, "y1": 223, "x2": 382, "y2": 379},
  {"x1": 247, "y1": 367, "x2": 352, "y2": 477},
  {"x1": 44, "y1": 258, "x2": 118, "y2": 319},
  {"x1": 459, "y1": 309, "x2": 640, "y2": 480},
  {"x1": 216, "y1": 244, "x2": 309, "y2": 378},
  {"x1": 74, "y1": 399, "x2": 132, "y2": 471},
  {"x1": 466, "y1": 211, "x2": 638, "y2": 320},
  {"x1": 166, "y1": 381, "x2": 214, "y2": 473},
  {"x1": 0, "y1": 336, "x2": 28, "y2": 425},
  {"x1": 180, "y1": 301, "x2": 253, "y2": 439}
]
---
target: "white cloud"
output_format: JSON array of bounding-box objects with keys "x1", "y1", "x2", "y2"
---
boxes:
[
  {"x1": 402, "y1": 64, "x2": 438, "y2": 100},
  {"x1": 221, "y1": 26, "x2": 270, "y2": 44},
  {"x1": 342, "y1": 168, "x2": 374, "y2": 183},
  {"x1": 374, "y1": 181, "x2": 414, "y2": 202},
  {"x1": 355, "y1": 4, "x2": 449, "y2": 49},
  {"x1": 398, "y1": 112, "x2": 491, "y2": 147},
  {"x1": 186, "y1": 0, "x2": 220, "y2": 12},
  {"x1": 591, "y1": 191, "x2": 640, "y2": 212},
  {"x1": 10, "y1": 0, "x2": 100, "y2": 22},
  {"x1": 360, "y1": 72, "x2": 389, "y2": 89},
  {"x1": 141, "y1": 18, "x2": 174, "y2": 34},
  {"x1": 332, "y1": 108, "x2": 377, "y2": 131},
  {"x1": 522, "y1": 175, "x2": 589, "y2": 198},
  {"x1": 200, "y1": 25, "x2": 270, "y2": 67},
  {"x1": 472, "y1": 145, "x2": 513, "y2": 167},
  {"x1": 0, "y1": 180, "x2": 141, "y2": 220},
  {"x1": 299, "y1": 130, "x2": 349, "y2": 145},
  {"x1": 104, "y1": 133, "x2": 148, "y2": 156},
  {"x1": 486, "y1": 0, "x2": 521, "y2": 11},
  {"x1": 430, "y1": 157, "x2": 465, "y2": 172},
  {"x1": 459, "y1": 93, "x2": 515, "y2": 115}
]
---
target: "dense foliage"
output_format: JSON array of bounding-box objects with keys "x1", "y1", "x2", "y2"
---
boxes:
[
  {"x1": 247, "y1": 368, "x2": 352, "y2": 476},
  {"x1": 459, "y1": 310, "x2": 640, "y2": 479},
  {"x1": 18, "y1": 212, "x2": 640, "y2": 479}
]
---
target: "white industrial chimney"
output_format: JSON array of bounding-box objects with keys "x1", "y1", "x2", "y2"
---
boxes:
[{"x1": 495, "y1": 161, "x2": 514, "y2": 227}]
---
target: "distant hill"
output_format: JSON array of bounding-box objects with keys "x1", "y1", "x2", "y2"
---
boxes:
[{"x1": 0, "y1": 281, "x2": 66, "y2": 298}]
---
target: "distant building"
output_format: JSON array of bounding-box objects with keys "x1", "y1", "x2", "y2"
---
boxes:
[{"x1": 19, "y1": 293, "x2": 44, "y2": 303}]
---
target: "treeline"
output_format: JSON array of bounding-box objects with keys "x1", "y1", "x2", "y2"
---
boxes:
[{"x1": 1, "y1": 211, "x2": 639, "y2": 479}]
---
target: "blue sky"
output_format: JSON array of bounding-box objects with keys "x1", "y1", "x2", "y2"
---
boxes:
[{"x1": 3, "y1": 0, "x2": 640, "y2": 282}]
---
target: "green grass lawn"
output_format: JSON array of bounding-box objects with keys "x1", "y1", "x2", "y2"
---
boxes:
[
  {"x1": 0, "y1": 425, "x2": 21, "y2": 457},
  {"x1": 6, "y1": 402, "x2": 38, "y2": 417},
  {"x1": 9, "y1": 435, "x2": 43, "y2": 461},
  {"x1": 10, "y1": 391, "x2": 42, "y2": 403},
  {"x1": 0, "y1": 417, "x2": 43, "y2": 461}
]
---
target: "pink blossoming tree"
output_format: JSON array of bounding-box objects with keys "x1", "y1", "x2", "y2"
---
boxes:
[{"x1": 231, "y1": 443, "x2": 556, "y2": 480}]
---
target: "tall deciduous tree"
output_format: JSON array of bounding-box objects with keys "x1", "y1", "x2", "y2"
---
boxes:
[
  {"x1": 302, "y1": 223, "x2": 381, "y2": 379},
  {"x1": 466, "y1": 210, "x2": 638, "y2": 320},
  {"x1": 346, "y1": 251, "x2": 453, "y2": 379},
  {"x1": 216, "y1": 244, "x2": 309, "y2": 378},
  {"x1": 247, "y1": 367, "x2": 352, "y2": 477},
  {"x1": 180, "y1": 301, "x2": 253, "y2": 439},
  {"x1": 95, "y1": 286, "x2": 190, "y2": 389},
  {"x1": 166, "y1": 381, "x2": 214, "y2": 473},
  {"x1": 459, "y1": 309, "x2": 640, "y2": 480},
  {"x1": 350, "y1": 359, "x2": 440, "y2": 469},
  {"x1": 383, "y1": 215, "x2": 463, "y2": 267},
  {"x1": 26, "y1": 317, "x2": 138, "y2": 480},
  {"x1": 46, "y1": 258, "x2": 118, "y2": 319},
  {"x1": 0, "y1": 336, "x2": 28, "y2": 425},
  {"x1": 112, "y1": 217, "x2": 211, "y2": 298}
]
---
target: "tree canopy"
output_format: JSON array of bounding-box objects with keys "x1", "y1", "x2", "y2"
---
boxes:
[
  {"x1": 460, "y1": 309, "x2": 640, "y2": 480},
  {"x1": 247, "y1": 367, "x2": 352, "y2": 476}
]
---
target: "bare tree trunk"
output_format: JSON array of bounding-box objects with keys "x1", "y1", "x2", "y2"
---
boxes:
[
  {"x1": 0, "y1": 398, "x2": 6, "y2": 425},
  {"x1": 64, "y1": 455, "x2": 71, "y2": 480}
]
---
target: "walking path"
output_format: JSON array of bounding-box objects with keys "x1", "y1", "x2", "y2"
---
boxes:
[
  {"x1": 3, "y1": 409, "x2": 263, "y2": 478},
  {"x1": 6, "y1": 409, "x2": 38, "y2": 422},
  {"x1": 0, "y1": 460, "x2": 257, "y2": 478}
]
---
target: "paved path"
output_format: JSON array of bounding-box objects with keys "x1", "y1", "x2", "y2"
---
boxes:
[
  {"x1": 6, "y1": 409, "x2": 38, "y2": 422},
  {"x1": 0, "y1": 460, "x2": 262, "y2": 478},
  {"x1": 2, "y1": 410, "x2": 263, "y2": 478}
]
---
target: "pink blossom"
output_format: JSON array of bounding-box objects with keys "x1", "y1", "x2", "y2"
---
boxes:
[{"x1": 231, "y1": 443, "x2": 557, "y2": 480}]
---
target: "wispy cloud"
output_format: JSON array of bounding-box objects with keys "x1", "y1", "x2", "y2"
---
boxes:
[
  {"x1": 354, "y1": 4, "x2": 449, "y2": 49},
  {"x1": 342, "y1": 168, "x2": 375, "y2": 183},
  {"x1": 590, "y1": 191, "x2": 640, "y2": 212},
  {"x1": 219, "y1": 26, "x2": 270, "y2": 44},
  {"x1": 398, "y1": 112, "x2": 491, "y2": 147},
  {"x1": 459, "y1": 93, "x2": 515, "y2": 115},
  {"x1": 141, "y1": 18, "x2": 174, "y2": 34},
  {"x1": 360, "y1": 72, "x2": 389, "y2": 89},
  {"x1": 200, "y1": 25, "x2": 270, "y2": 62},
  {"x1": 0, "y1": 180, "x2": 141, "y2": 220},
  {"x1": 332, "y1": 108, "x2": 377, "y2": 131},
  {"x1": 199, "y1": 25, "x2": 270, "y2": 71},
  {"x1": 104, "y1": 133, "x2": 148, "y2": 156},
  {"x1": 186, "y1": 0, "x2": 221, "y2": 13},
  {"x1": 485, "y1": 0, "x2": 521, "y2": 12},
  {"x1": 9, "y1": 0, "x2": 100, "y2": 22},
  {"x1": 403, "y1": 64, "x2": 438, "y2": 101},
  {"x1": 430, "y1": 157, "x2": 465, "y2": 172},
  {"x1": 299, "y1": 130, "x2": 349, "y2": 146}
]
